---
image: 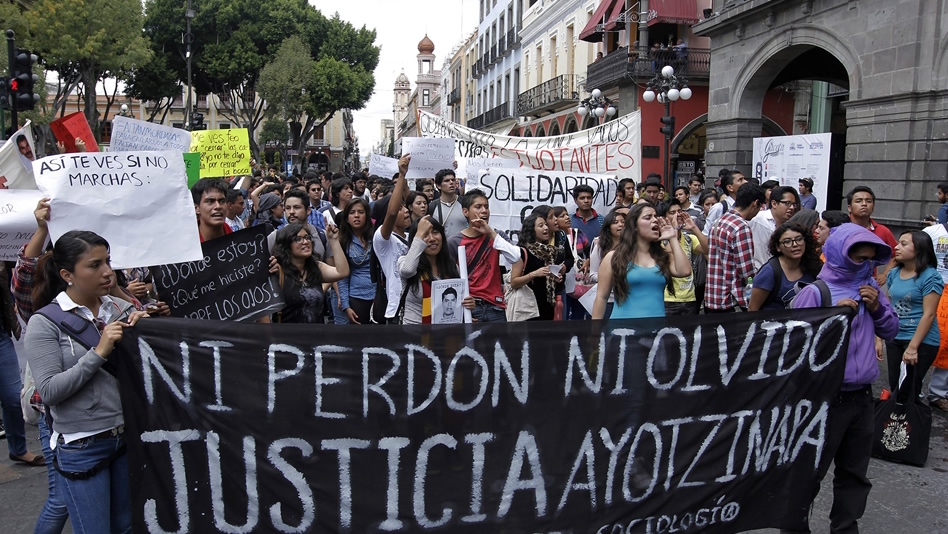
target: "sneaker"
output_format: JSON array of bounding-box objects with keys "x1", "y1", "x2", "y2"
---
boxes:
[
  {"x1": 931, "y1": 398, "x2": 948, "y2": 412},
  {"x1": 0, "y1": 420, "x2": 5, "y2": 439}
]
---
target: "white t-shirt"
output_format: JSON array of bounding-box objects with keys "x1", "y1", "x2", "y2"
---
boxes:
[
  {"x1": 373, "y1": 227, "x2": 410, "y2": 318},
  {"x1": 749, "y1": 209, "x2": 776, "y2": 271},
  {"x1": 923, "y1": 223, "x2": 948, "y2": 284}
]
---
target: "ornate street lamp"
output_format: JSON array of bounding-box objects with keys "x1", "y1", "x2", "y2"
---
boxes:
[
  {"x1": 576, "y1": 88, "x2": 617, "y2": 124},
  {"x1": 642, "y1": 65, "x2": 692, "y2": 192}
]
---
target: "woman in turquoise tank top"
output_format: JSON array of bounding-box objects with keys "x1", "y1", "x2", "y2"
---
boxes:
[{"x1": 592, "y1": 203, "x2": 691, "y2": 319}]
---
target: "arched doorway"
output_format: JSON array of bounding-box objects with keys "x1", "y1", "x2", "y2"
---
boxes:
[
  {"x1": 307, "y1": 151, "x2": 330, "y2": 172},
  {"x1": 581, "y1": 113, "x2": 597, "y2": 130},
  {"x1": 549, "y1": 122, "x2": 561, "y2": 136},
  {"x1": 535, "y1": 125, "x2": 546, "y2": 137},
  {"x1": 564, "y1": 116, "x2": 578, "y2": 134},
  {"x1": 523, "y1": 128, "x2": 533, "y2": 137}
]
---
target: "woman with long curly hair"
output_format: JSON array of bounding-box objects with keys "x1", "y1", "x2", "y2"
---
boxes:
[
  {"x1": 509, "y1": 213, "x2": 565, "y2": 320},
  {"x1": 397, "y1": 216, "x2": 475, "y2": 324},
  {"x1": 331, "y1": 198, "x2": 376, "y2": 324},
  {"x1": 592, "y1": 203, "x2": 690, "y2": 319},
  {"x1": 748, "y1": 222, "x2": 823, "y2": 311},
  {"x1": 271, "y1": 223, "x2": 349, "y2": 323}
]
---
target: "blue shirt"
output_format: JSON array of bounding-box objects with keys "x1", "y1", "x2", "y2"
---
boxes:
[
  {"x1": 611, "y1": 265, "x2": 666, "y2": 319},
  {"x1": 571, "y1": 211, "x2": 604, "y2": 242},
  {"x1": 800, "y1": 193, "x2": 817, "y2": 210},
  {"x1": 887, "y1": 266, "x2": 943, "y2": 345},
  {"x1": 753, "y1": 260, "x2": 816, "y2": 310},
  {"x1": 937, "y1": 203, "x2": 948, "y2": 224},
  {"x1": 337, "y1": 239, "x2": 376, "y2": 309}
]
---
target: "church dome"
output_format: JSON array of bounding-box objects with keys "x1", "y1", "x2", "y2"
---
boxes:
[
  {"x1": 395, "y1": 71, "x2": 409, "y2": 85},
  {"x1": 417, "y1": 34, "x2": 435, "y2": 54}
]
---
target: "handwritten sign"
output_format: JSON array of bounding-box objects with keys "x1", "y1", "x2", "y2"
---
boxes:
[
  {"x1": 116, "y1": 307, "x2": 852, "y2": 533},
  {"x1": 461, "y1": 156, "x2": 522, "y2": 186},
  {"x1": 183, "y1": 152, "x2": 202, "y2": 188},
  {"x1": 401, "y1": 137, "x2": 455, "y2": 180},
  {"x1": 50, "y1": 112, "x2": 99, "y2": 152},
  {"x1": 472, "y1": 168, "x2": 617, "y2": 237},
  {"x1": 368, "y1": 153, "x2": 399, "y2": 179},
  {"x1": 0, "y1": 121, "x2": 38, "y2": 189},
  {"x1": 418, "y1": 109, "x2": 641, "y2": 177},
  {"x1": 32, "y1": 150, "x2": 203, "y2": 269},
  {"x1": 151, "y1": 225, "x2": 284, "y2": 321},
  {"x1": 110, "y1": 116, "x2": 191, "y2": 153},
  {"x1": 431, "y1": 278, "x2": 466, "y2": 324},
  {"x1": 189, "y1": 129, "x2": 252, "y2": 178},
  {"x1": 0, "y1": 189, "x2": 45, "y2": 260}
]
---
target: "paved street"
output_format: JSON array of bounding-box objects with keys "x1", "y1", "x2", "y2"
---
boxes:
[{"x1": 2, "y1": 348, "x2": 947, "y2": 533}]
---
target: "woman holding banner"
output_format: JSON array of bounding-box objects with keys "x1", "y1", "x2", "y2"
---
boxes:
[
  {"x1": 332, "y1": 198, "x2": 376, "y2": 324},
  {"x1": 592, "y1": 204, "x2": 690, "y2": 319},
  {"x1": 25, "y1": 231, "x2": 149, "y2": 534},
  {"x1": 397, "y1": 216, "x2": 474, "y2": 324},
  {"x1": 272, "y1": 223, "x2": 349, "y2": 324}
]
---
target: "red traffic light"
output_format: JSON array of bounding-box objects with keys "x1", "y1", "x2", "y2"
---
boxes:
[{"x1": 9, "y1": 79, "x2": 17, "y2": 91}]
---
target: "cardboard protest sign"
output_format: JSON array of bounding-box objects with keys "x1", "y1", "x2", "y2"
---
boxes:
[
  {"x1": 50, "y1": 112, "x2": 99, "y2": 152},
  {"x1": 183, "y1": 152, "x2": 202, "y2": 188},
  {"x1": 418, "y1": 109, "x2": 641, "y2": 177},
  {"x1": 189, "y1": 128, "x2": 252, "y2": 178},
  {"x1": 0, "y1": 121, "x2": 39, "y2": 189},
  {"x1": 33, "y1": 150, "x2": 203, "y2": 269},
  {"x1": 0, "y1": 189, "x2": 45, "y2": 260},
  {"x1": 471, "y1": 168, "x2": 618, "y2": 237},
  {"x1": 151, "y1": 225, "x2": 284, "y2": 322},
  {"x1": 116, "y1": 307, "x2": 852, "y2": 533},
  {"x1": 401, "y1": 137, "x2": 455, "y2": 180},
  {"x1": 368, "y1": 153, "x2": 399, "y2": 179},
  {"x1": 110, "y1": 116, "x2": 192, "y2": 153},
  {"x1": 431, "y1": 278, "x2": 466, "y2": 324}
]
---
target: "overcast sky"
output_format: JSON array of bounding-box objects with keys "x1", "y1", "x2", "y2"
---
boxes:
[{"x1": 308, "y1": 0, "x2": 480, "y2": 160}]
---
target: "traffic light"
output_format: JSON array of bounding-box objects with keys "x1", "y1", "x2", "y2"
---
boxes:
[
  {"x1": 190, "y1": 112, "x2": 206, "y2": 130},
  {"x1": 0, "y1": 77, "x2": 8, "y2": 110},
  {"x1": 11, "y1": 49, "x2": 40, "y2": 111},
  {"x1": 660, "y1": 116, "x2": 676, "y2": 138}
]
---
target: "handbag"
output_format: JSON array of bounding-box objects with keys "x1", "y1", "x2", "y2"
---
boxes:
[
  {"x1": 872, "y1": 363, "x2": 932, "y2": 466},
  {"x1": 503, "y1": 273, "x2": 539, "y2": 322}
]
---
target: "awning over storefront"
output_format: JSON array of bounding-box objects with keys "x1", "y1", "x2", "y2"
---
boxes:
[
  {"x1": 603, "y1": 0, "x2": 629, "y2": 32},
  {"x1": 579, "y1": 0, "x2": 622, "y2": 43},
  {"x1": 647, "y1": 0, "x2": 700, "y2": 26}
]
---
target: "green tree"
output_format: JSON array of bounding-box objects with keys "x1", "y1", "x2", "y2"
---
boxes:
[
  {"x1": 258, "y1": 117, "x2": 289, "y2": 147},
  {"x1": 25, "y1": 0, "x2": 152, "y2": 140}
]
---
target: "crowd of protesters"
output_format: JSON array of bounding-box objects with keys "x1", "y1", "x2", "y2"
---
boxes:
[{"x1": 1, "y1": 148, "x2": 946, "y2": 534}]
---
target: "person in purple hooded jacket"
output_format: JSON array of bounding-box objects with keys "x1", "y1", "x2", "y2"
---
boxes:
[{"x1": 785, "y1": 223, "x2": 899, "y2": 534}]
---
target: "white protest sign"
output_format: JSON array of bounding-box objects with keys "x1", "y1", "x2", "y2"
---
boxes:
[
  {"x1": 461, "y1": 157, "x2": 522, "y2": 188},
  {"x1": 752, "y1": 133, "x2": 831, "y2": 209},
  {"x1": 0, "y1": 121, "x2": 38, "y2": 189},
  {"x1": 368, "y1": 153, "x2": 400, "y2": 179},
  {"x1": 0, "y1": 189, "x2": 45, "y2": 260},
  {"x1": 431, "y1": 278, "x2": 466, "y2": 324},
  {"x1": 33, "y1": 151, "x2": 203, "y2": 269},
  {"x1": 418, "y1": 109, "x2": 641, "y2": 177},
  {"x1": 110, "y1": 116, "x2": 192, "y2": 153},
  {"x1": 401, "y1": 137, "x2": 455, "y2": 180},
  {"x1": 470, "y1": 168, "x2": 617, "y2": 237}
]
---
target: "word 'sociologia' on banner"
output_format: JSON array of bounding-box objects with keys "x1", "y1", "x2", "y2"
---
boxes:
[{"x1": 117, "y1": 308, "x2": 851, "y2": 533}]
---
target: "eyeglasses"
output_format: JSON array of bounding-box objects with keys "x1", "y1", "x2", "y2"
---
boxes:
[
  {"x1": 292, "y1": 235, "x2": 314, "y2": 244},
  {"x1": 779, "y1": 236, "x2": 806, "y2": 247},
  {"x1": 774, "y1": 200, "x2": 798, "y2": 208}
]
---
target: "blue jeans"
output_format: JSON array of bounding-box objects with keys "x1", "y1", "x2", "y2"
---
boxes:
[
  {"x1": 928, "y1": 367, "x2": 948, "y2": 401},
  {"x1": 54, "y1": 432, "x2": 131, "y2": 534},
  {"x1": 35, "y1": 416, "x2": 69, "y2": 534},
  {"x1": 471, "y1": 299, "x2": 506, "y2": 323},
  {"x1": 0, "y1": 333, "x2": 27, "y2": 457},
  {"x1": 565, "y1": 295, "x2": 589, "y2": 320}
]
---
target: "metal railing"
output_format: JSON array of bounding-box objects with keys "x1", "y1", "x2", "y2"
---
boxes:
[
  {"x1": 507, "y1": 27, "x2": 519, "y2": 48},
  {"x1": 516, "y1": 74, "x2": 579, "y2": 116},
  {"x1": 586, "y1": 46, "x2": 711, "y2": 89},
  {"x1": 467, "y1": 101, "x2": 513, "y2": 130},
  {"x1": 448, "y1": 87, "x2": 461, "y2": 105}
]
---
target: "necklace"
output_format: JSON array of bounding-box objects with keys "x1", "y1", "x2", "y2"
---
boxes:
[{"x1": 348, "y1": 240, "x2": 372, "y2": 266}]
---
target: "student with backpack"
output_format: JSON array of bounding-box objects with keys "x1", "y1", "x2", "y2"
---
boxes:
[{"x1": 748, "y1": 222, "x2": 822, "y2": 311}]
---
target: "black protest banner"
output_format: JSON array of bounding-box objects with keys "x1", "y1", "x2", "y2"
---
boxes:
[
  {"x1": 151, "y1": 225, "x2": 283, "y2": 321},
  {"x1": 116, "y1": 309, "x2": 851, "y2": 534}
]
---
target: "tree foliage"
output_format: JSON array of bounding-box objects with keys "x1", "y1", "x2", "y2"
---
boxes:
[
  {"x1": 259, "y1": 117, "x2": 290, "y2": 147},
  {"x1": 25, "y1": 0, "x2": 152, "y2": 140}
]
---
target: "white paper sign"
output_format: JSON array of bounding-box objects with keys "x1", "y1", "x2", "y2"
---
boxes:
[
  {"x1": 110, "y1": 116, "x2": 192, "y2": 153},
  {"x1": 470, "y1": 168, "x2": 618, "y2": 238},
  {"x1": 33, "y1": 150, "x2": 203, "y2": 269},
  {"x1": 0, "y1": 189, "x2": 45, "y2": 260},
  {"x1": 752, "y1": 133, "x2": 831, "y2": 210},
  {"x1": 401, "y1": 137, "x2": 455, "y2": 180},
  {"x1": 0, "y1": 121, "x2": 38, "y2": 189},
  {"x1": 368, "y1": 153, "x2": 400, "y2": 179},
  {"x1": 461, "y1": 157, "x2": 522, "y2": 187},
  {"x1": 431, "y1": 278, "x2": 466, "y2": 324}
]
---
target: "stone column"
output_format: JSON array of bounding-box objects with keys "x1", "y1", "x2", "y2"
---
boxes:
[{"x1": 703, "y1": 117, "x2": 764, "y2": 177}]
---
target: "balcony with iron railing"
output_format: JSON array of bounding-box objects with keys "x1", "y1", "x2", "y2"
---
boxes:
[
  {"x1": 506, "y1": 27, "x2": 519, "y2": 52},
  {"x1": 490, "y1": 44, "x2": 497, "y2": 64},
  {"x1": 517, "y1": 74, "x2": 579, "y2": 117},
  {"x1": 467, "y1": 101, "x2": 513, "y2": 130},
  {"x1": 448, "y1": 87, "x2": 461, "y2": 105},
  {"x1": 586, "y1": 46, "x2": 711, "y2": 91},
  {"x1": 499, "y1": 36, "x2": 507, "y2": 56}
]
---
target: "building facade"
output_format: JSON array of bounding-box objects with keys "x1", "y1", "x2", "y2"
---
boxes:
[
  {"x1": 468, "y1": 0, "x2": 524, "y2": 133},
  {"x1": 395, "y1": 36, "x2": 443, "y2": 144},
  {"x1": 694, "y1": 0, "x2": 948, "y2": 220}
]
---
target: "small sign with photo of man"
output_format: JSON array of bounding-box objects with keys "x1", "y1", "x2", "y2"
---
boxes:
[{"x1": 431, "y1": 278, "x2": 466, "y2": 324}]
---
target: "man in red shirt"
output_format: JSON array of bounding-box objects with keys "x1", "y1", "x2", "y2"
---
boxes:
[
  {"x1": 447, "y1": 189, "x2": 522, "y2": 322},
  {"x1": 192, "y1": 179, "x2": 234, "y2": 243},
  {"x1": 846, "y1": 185, "x2": 896, "y2": 284}
]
